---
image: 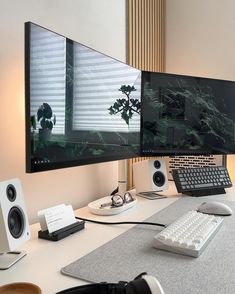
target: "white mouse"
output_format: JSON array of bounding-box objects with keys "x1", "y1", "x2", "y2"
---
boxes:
[{"x1": 197, "y1": 201, "x2": 233, "y2": 216}]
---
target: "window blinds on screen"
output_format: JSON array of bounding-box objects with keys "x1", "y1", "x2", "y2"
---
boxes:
[
  {"x1": 30, "y1": 24, "x2": 66, "y2": 134},
  {"x1": 26, "y1": 22, "x2": 141, "y2": 172},
  {"x1": 30, "y1": 24, "x2": 141, "y2": 134},
  {"x1": 73, "y1": 44, "x2": 141, "y2": 132}
]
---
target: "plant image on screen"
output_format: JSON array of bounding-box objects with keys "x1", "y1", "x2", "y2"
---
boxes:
[
  {"x1": 37, "y1": 103, "x2": 56, "y2": 141},
  {"x1": 141, "y1": 72, "x2": 235, "y2": 155},
  {"x1": 108, "y1": 85, "x2": 141, "y2": 126},
  {"x1": 26, "y1": 22, "x2": 141, "y2": 172}
]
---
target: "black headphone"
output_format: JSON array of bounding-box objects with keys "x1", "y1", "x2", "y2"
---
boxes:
[{"x1": 56, "y1": 273, "x2": 164, "y2": 294}]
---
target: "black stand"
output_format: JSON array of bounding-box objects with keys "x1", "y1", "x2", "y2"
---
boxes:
[
  {"x1": 183, "y1": 188, "x2": 226, "y2": 197},
  {"x1": 38, "y1": 220, "x2": 85, "y2": 241}
]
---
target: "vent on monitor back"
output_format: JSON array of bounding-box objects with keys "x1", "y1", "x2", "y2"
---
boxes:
[{"x1": 166, "y1": 155, "x2": 226, "y2": 180}]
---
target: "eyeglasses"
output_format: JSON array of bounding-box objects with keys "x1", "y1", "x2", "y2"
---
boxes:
[{"x1": 100, "y1": 192, "x2": 134, "y2": 209}]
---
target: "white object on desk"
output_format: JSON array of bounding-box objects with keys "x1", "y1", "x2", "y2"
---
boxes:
[
  {"x1": 38, "y1": 204, "x2": 65, "y2": 231},
  {"x1": 88, "y1": 196, "x2": 137, "y2": 216},
  {"x1": 153, "y1": 210, "x2": 223, "y2": 257},
  {"x1": 38, "y1": 204, "x2": 76, "y2": 233},
  {"x1": 197, "y1": 201, "x2": 233, "y2": 216}
]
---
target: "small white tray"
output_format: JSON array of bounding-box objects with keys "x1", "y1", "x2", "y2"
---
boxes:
[{"x1": 88, "y1": 196, "x2": 137, "y2": 216}]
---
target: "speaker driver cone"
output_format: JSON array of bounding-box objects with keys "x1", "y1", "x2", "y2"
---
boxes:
[
  {"x1": 8, "y1": 207, "x2": 24, "y2": 238},
  {"x1": 6, "y1": 184, "x2": 17, "y2": 202},
  {"x1": 153, "y1": 171, "x2": 165, "y2": 187},
  {"x1": 154, "y1": 160, "x2": 161, "y2": 169}
]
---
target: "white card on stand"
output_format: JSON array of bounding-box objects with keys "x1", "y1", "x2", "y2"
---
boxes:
[
  {"x1": 38, "y1": 204, "x2": 76, "y2": 233},
  {"x1": 38, "y1": 204, "x2": 66, "y2": 231}
]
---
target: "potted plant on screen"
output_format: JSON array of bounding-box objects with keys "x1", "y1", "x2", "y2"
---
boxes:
[
  {"x1": 108, "y1": 85, "x2": 140, "y2": 126},
  {"x1": 37, "y1": 103, "x2": 56, "y2": 141}
]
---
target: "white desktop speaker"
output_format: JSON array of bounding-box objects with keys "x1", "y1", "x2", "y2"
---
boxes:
[
  {"x1": 0, "y1": 178, "x2": 31, "y2": 252},
  {"x1": 133, "y1": 159, "x2": 168, "y2": 193}
]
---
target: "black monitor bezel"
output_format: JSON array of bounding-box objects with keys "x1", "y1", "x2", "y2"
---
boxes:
[{"x1": 25, "y1": 22, "x2": 140, "y2": 173}]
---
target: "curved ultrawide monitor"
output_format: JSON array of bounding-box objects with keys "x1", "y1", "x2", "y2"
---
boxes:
[
  {"x1": 25, "y1": 22, "x2": 141, "y2": 172},
  {"x1": 141, "y1": 71, "x2": 235, "y2": 156}
]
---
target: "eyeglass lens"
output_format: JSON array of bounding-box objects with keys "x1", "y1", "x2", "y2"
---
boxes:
[{"x1": 111, "y1": 193, "x2": 134, "y2": 207}]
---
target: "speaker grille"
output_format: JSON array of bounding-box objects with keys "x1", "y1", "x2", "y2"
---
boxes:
[
  {"x1": 154, "y1": 160, "x2": 161, "y2": 169},
  {"x1": 8, "y1": 207, "x2": 25, "y2": 239},
  {"x1": 153, "y1": 171, "x2": 165, "y2": 187},
  {"x1": 6, "y1": 184, "x2": 17, "y2": 202}
]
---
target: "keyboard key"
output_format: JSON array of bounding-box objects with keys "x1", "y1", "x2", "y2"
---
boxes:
[{"x1": 194, "y1": 183, "x2": 213, "y2": 188}]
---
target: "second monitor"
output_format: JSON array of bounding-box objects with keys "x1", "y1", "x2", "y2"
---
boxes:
[{"x1": 141, "y1": 71, "x2": 235, "y2": 157}]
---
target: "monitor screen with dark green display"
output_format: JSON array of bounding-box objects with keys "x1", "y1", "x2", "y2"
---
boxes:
[
  {"x1": 25, "y1": 22, "x2": 141, "y2": 172},
  {"x1": 141, "y1": 71, "x2": 235, "y2": 156}
]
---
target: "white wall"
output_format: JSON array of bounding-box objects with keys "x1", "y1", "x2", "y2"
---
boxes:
[
  {"x1": 165, "y1": 0, "x2": 235, "y2": 179},
  {"x1": 0, "y1": 0, "x2": 126, "y2": 223}
]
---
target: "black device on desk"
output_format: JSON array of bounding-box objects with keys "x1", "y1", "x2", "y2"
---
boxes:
[
  {"x1": 172, "y1": 166, "x2": 232, "y2": 196},
  {"x1": 57, "y1": 272, "x2": 164, "y2": 294},
  {"x1": 38, "y1": 221, "x2": 85, "y2": 241}
]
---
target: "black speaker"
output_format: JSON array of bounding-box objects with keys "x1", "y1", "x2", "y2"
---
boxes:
[
  {"x1": 133, "y1": 159, "x2": 168, "y2": 194},
  {"x1": 0, "y1": 178, "x2": 30, "y2": 253}
]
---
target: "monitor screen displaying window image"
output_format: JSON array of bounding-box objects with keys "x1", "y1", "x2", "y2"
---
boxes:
[
  {"x1": 25, "y1": 22, "x2": 141, "y2": 172},
  {"x1": 141, "y1": 71, "x2": 235, "y2": 156}
]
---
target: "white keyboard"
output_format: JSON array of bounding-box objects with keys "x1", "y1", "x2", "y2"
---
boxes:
[{"x1": 153, "y1": 210, "x2": 223, "y2": 257}]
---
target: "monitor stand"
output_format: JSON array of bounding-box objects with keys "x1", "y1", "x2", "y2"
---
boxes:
[
  {"x1": 117, "y1": 159, "x2": 128, "y2": 197},
  {"x1": 88, "y1": 160, "x2": 137, "y2": 216}
]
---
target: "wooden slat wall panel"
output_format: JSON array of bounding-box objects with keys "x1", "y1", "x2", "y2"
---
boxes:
[
  {"x1": 127, "y1": 0, "x2": 165, "y2": 71},
  {"x1": 127, "y1": 0, "x2": 165, "y2": 189},
  {"x1": 128, "y1": 156, "x2": 152, "y2": 189}
]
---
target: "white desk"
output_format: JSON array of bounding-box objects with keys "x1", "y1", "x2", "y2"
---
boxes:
[{"x1": 1, "y1": 183, "x2": 235, "y2": 294}]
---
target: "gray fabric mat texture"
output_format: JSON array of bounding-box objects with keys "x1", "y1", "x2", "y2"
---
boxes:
[{"x1": 61, "y1": 195, "x2": 235, "y2": 294}]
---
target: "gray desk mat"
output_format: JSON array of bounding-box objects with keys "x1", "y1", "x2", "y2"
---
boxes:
[{"x1": 61, "y1": 196, "x2": 235, "y2": 294}]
